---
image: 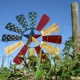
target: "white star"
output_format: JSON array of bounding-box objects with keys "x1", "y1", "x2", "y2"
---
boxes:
[
  {"x1": 12, "y1": 37, "x2": 14, "y2": 39},
  {"x1": 12, "y1": 29, "x2": 14, "y2": 31},
  {"x1": 5, "y1": 39, "x2": 7, "y2": 41},
  {"x1": 32, "y1": 16, "x2": 34, "y2": 19},
  {"x1": 19, "y1": 16, "x2": 21, "y2": 17},
  {"x1": 10, "y1": 24, "x2": 12, "y2": 26},
  {"x1": 12, "y1": 27, "x2": 14, "y2": 28},
  {"x1": 34, "y1": 18, "x2": 36, "y2": 20},
  {"x1": 3, "y1": 37, "x2": 5, "y2": 39},
  {"x1": 8, "y1": 37, "x2": 10, "y2": 39},
  {"x1": 8, "y1": 27, "x2": 10, "y2": 29},
  {"x1": 5, "y1": 35, "x2": 7, "y2": 37},
  {"x1": 18, "y1": 18, "x2": 19, "y2": 20},
  {"x1": 8, "y1": 25, "x2": 10, "y2": 26},
  {"x1": 32, "y1": 13, "x2": 34, "y2": 15},
  {"x1": 21, "y1": 19, "x2": 23, "y2": 21},
  {"x1": 24, "y1": 20, "x2": 26, "y2": 23},
  {"x1": 29, "y1": 14, "x2": 32, "y2": 16},
  {"x1": 20, "y1": 21, "x2": 22, "y2": 23},
  {"x1": 34, "y1": 14, "x2": 37, "y2": 16}
]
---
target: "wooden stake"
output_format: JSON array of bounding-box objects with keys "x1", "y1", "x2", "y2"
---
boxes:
[{"x1": 71, "y1": 2, "x2": 79, "y2": 54}]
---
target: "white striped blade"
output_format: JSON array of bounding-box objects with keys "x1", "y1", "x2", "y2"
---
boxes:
[
  {"x1": 4, "y1": 41, "x2": 24, "y2": 55},
  {"x1": 40, "y1": 23, "x2": 59, "y2": 36},
  {"x1": 28, "y1": 48, "x2": 35, "y2": 56},
  {"x1": 40, "y1": 41, "x2": 60, "y2": 56}
]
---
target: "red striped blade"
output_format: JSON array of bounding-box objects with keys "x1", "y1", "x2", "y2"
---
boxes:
[
  {"x1": 35, "y1": 46, "x2": 49, "y2": 60},
  {"x1": 33, "y1": 34, "x2": 41, "y2": 38},
  {"x1": 36, "y1": 14, "x2": 50, "y2": 31},
  {"x1": 42, "y1": 35, "x2": 62, "y2": 44},
  {"x1": 13, "y1": 45, "x2": 28, "y2": 64}
]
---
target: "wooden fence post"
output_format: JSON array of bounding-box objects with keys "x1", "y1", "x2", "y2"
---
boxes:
[{"x1": 71, "y1": 2, "x2": 79, "y2": 54}]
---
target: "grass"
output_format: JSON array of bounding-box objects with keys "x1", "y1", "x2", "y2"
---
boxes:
[{"x1": 0, "y1": 36, "x2": 80, "y2": 80}]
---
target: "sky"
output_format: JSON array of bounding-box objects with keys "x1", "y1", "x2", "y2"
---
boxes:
[{"x1": 0, "y1": 0, "x2": 80, "y2": 67}]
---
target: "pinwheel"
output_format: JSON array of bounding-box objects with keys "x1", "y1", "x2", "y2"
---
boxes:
[{"x1": 2, "y1": 12, "x2": 62, "y2": 65}]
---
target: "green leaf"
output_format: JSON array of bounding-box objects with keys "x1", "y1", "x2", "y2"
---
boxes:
[
  {"x1": 36, "y1": 70, "x2": 45, "y2": 79},
  {"x1": 0, "y1": 74, "x2": 10, "y2": 80},
  {"x1": 21, "y1": 78, "x2": 28, "y2": 80},
  {"x1": 18, "y1": 55, "x2": 24, "y2": 59},
  {"x1": 28, "y1": 56, "x2": 39, "y2": 62}
]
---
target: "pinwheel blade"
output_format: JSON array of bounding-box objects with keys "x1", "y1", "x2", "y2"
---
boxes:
[
  {"x1": 42, "y1": 35, "x2": 62, "y2": 44},
  {"x1": 35, "y1": 46, "x2": 48, "y2": 60},
  {"x1": 13, "y1": 45, "x2": 28, "y2": 64},
  {"x1": 5, "y1": 23, "x2": 24, "y2": 34},
  {"x1": 28, "y1": 48, "x2": 35, "y2": 56},
  {"x1": 16, "y1": 14, "x2": 29, "y2": 31},
  {"x1": 36, "y1": 14, "x2": 50, "y2": 31},
  {"x1": 4, "y1": 41, "x2": 24, "y2": 55},
  {"x1": 40, "y1": 41, "x2": 60, "y2": 56},
  {"x1": 29, "y1": 12, "x2": 37, "y2": 29},
  {"x1": 2, "y1": 34, "x2": 22, "y2": 42},
  {"x1": 41, "y1": 23, "x2": 59, "y2": 36}
]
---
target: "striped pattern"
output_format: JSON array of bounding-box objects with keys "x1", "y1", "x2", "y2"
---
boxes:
[
  {"x1": 4, "y1": 41, "x2": 24, "y2": 55},
  {"x1": 40, "y1": 41, "x2": 60, "y2": 56},
  {"x1": 28, "y1": 48, "x2": 35, "y2": 56},
  {"x1": 41, "y1": 23, "x2": 59, "y2": 36}
]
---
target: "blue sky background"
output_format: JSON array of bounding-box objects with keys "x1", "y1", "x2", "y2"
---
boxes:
[{"x1": 0, "y1": 0, "x2": 80, "y2": 67}]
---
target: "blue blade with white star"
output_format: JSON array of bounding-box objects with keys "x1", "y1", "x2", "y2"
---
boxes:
[
  {"x1": 2, "y1": 34, "x2": 22, "y2": 42},
  {"x1": 29, "y1": 12, "x2": 37, "y2": 29},
  {"x1": 5, "y1": 23, "x2": 24, "y2": 34},
  {"x1": 16, "y1": 14, "x2": 29, "y2": 31}
]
